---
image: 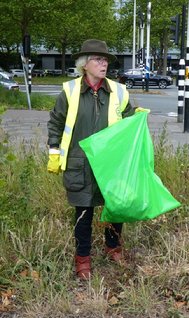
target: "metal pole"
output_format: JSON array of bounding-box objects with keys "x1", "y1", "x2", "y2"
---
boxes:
[
  {"x1": 24, "y1": 59, "x2": 31, "y2": 110},
  {"x1": 145, "y1": 2, "x2": 151, "y2": 92},
  {"x1": 142, "y1": 61, "x2": 145, "y2": 90},
  {"x1": 132, "y1": 0, "x2": 136, "y2": 69},
  {"x1": 184, "y1": 79, "x2": 189, "y2": 131},
  {"x1": 184, "y1": 2, "x2": 189, "y2": 131},
  {"x1": 178, "y1": 59, "x2": 185, "y2": 123},
  {"x1": 181, "y1": 5, "x2": 186, "y2": 60},
  {"x1": 20, "y1": 45, "x2": 31, "y2": 110},
  {"x1": 185, "y1": 3, "x2": 189, "y2": 78},
  {"x1": 28, "y1": 58, "x2": 32, "y2": 94},
  {"x1": 139, "y1": 17, "x2": 145, "y2": 90},
  {"x1": 137, "y1": 27, "x2": 140, "y2": 52},
  {"x1": 140, "y1": 22, "x2": 144, "y2": 51}
]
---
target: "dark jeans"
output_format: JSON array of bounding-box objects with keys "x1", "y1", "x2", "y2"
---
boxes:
[{"x1": 75, "y1": 206, "x2": 123, "y2": 257}]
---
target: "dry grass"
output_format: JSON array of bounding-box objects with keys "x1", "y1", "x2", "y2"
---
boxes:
[{"x1": 0, "y1": 130, "x2": 189, "y2": 318}]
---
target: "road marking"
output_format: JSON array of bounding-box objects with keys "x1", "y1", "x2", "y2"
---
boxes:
[{"x1": 167, "y1": 112, "x2": 177, "y2": 117}]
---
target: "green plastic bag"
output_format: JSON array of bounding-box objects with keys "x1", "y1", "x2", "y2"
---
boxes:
[{"x1": 79, "y1": 112, "x2": 181, "y2": 223}]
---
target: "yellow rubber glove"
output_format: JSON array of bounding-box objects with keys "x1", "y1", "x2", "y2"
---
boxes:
[
  {"x1": 135, "y1": 107, "x2": 150, "y2": 113},
  {"x1": 47, "y1": 149, "x2": 61, "y2": 174}
]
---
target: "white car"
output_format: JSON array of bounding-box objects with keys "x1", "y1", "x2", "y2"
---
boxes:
[
  {"x1": 0, "y1": 73, "x2": 19, "y2": 90},
  {"x1": 10, "y1": 69, "x2": 24, "y2": 77},
  {"x1": 0, "y1": 68, "x2": 13, "y2": 79},
  {"x1": 66, "y1": 67, "x2": 81, "y2": 77}
]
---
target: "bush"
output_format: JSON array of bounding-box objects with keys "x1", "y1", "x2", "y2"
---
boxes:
[{"x1": 0, "y1": 86, "x2": 55, "y2": 110}]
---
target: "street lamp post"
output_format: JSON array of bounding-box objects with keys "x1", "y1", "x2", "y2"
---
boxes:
[
  {"x1": 139, "y1": 11, "x2": 145, "y2": 90},
  {"x1": 177, "y1": 5, "x2": 186, "y2": 123},
  {"x1": 132, "y1": 0, "x2": 136, "y2": 69},
  {"x1": 146, "y1": 2, "x2": 151, "y2": 92}
]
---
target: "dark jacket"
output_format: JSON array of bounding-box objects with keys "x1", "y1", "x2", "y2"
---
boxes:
[{"x1": 47, "y1": 77, "x2": 134, "y2": 207}]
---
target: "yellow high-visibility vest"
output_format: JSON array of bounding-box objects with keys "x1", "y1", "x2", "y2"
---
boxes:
[{"x1": 59, "y1": 77, "x2": 129, "y2": 171}]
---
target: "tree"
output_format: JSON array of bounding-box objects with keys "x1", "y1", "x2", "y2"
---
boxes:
[
  {"x1": 41, "y1": 0, "x2": 118, "y2": 74},
  {"x1": 116, "y1": 0, "x2": 187, "y2": 74},
  {"x1": 0, "y1": 0, "x2": 49, "y2": 43},
  {"x1": 1, "y1": 0, "x2": 186, "y2": 74},
  {"x1": 0, "y1": 0, "x2": 50, "y2": 67},
  {"x1": 0, "y1": 0, "x2": 119, "y2": 72}
]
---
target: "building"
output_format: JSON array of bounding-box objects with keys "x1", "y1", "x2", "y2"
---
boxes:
[{"x1": 34, "y1": 48, "x2": 134, "y2": 72}]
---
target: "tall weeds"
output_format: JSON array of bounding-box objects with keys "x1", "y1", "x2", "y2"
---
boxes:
[{"x1": 0, "y1": 129, "x2": 189, "y2": 318}]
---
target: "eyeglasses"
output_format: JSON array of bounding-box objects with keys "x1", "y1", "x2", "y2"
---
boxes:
[{"x1": 89, "y1": 57, "x2": 109, "y2": 64}]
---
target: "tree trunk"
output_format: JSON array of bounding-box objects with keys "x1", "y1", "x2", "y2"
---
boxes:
[
  {"x1": 157, "y1": 40, "x2": 164, "y2": 74},
  {"x1": 163, "y1": 45, "x2": 168, "y2": 76},
  {"x1": 61, "y1": 42, "x2": 66, "y2": 75},
  {"x1": 162, "y1": 31, "x2": 169, "y2": 76}
]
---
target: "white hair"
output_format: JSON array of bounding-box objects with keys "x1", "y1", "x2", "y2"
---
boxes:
[{"x1": 75, "y1": 55, "x2": 92, "y2": 75}]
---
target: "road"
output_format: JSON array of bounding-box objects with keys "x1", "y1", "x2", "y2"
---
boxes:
[
  {"x1": 20, "y1": 84, "x2": 178, "y2": 117},
  {"x1": 20, "y1": 84, "x2": 61, "y2": 96},
  {"x1": 129, "y1": 86, "x2": 178, "y2": 117},
  {"x1": 2, "y1": 84, "x2": 189, "y2": 150}
]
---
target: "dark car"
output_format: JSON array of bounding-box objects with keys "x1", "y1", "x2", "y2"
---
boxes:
[
  {"x1": 118, "y1": 69, "x2": 173, "y2": 89},
  {"x1": 166, "y1": 69, "x2": 179, "y2": 77},
  {"x1": 32, "y1": 69, "x2": 46, "y2": 77},
  {"x1": 47, "y1": 69, "x2": 62, "y2": 76},
  {"x1": 106, "y1": 69, "x2": 119, "y2": 79}
]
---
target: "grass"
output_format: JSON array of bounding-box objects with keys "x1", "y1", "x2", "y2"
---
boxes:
[
  {"x1": 0, "y1": 76, "x2": 72, "y2": 111},
  {"x1": 0, "y1": 81, "x2": 187, "y2": 317},
  {"x1": 0, "y1": 116, "x2": 189, "y2": 317},
  {"x1": 15, "y1": 75, "x2": 72, "y2": 86},
  {"x1": 0, "y1": 86, "x2": 56, "y2": 111}
]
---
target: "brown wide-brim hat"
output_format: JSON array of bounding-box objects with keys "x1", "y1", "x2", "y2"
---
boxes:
[{"x1": 72, "y1": 39, "x2": 116, "y2": 62}]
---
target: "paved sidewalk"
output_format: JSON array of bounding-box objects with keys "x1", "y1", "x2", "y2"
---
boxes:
[
  {"x1": 1, "y1": 109, "x2": 49, "y2": 151},
  {"x1": 1, "y1": 109, "x2": 189, "y2": 150}
]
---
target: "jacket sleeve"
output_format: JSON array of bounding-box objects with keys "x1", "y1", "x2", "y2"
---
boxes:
[{"x1": 47, "y1": 91, "x2": 68, "y2": 146}]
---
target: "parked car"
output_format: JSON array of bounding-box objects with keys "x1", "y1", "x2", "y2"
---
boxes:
[
  {"x1": 0, "y1": 73, "x2": 19, "y2": 90},
  {"x1": 0, "y1": 68, "x2": 13, "y2": 79},
  {"x1": 10, "y1": 69, "x2": 24, "y2": 77},
  {"x1": 51, "y1": 69, "x2": 62, "y2": 76},
  {"x1": 0, "y1": 71, "x2": 9, "y2": 80},
  {"x1": 47, "y1": 69, "x2": 62, "y2": 76},
  {"x1": 32, "y1": 69, "x2": 46, "y2": 77},
  {"x1": 166, "y1": 69, "x2": 179, "y2": 77},
  {"x1": 118, "y1": 69, "x2": 173, "y2": 89},
  {"x1": 106, "y1": 69, "x2": 119, "y2": 79},
  {"x1": 66, "y1": 67, "x2": 81, "y2": 77}
]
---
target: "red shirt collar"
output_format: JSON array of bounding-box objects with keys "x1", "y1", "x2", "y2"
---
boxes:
[{"x1": 84, "y1": 76, "x2": 103, "y2": 94}]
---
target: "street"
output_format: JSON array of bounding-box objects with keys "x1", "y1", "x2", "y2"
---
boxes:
[
  {"x1": 20, "y1": 84, "x2": 61, "y2": 96},
  {"x1": 20, "y1": 84, "x2": 178, "y2": 117},
  {"x1": 2, "y1": 83, "x2": 189, "y2": 151},
  {"x1": 129, "y1": 86, "x2": 178, "y2": 117}
]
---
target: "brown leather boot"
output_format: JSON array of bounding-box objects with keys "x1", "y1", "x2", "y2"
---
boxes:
[
  {"x1": 75, "y1": 255, "x2": 91, "y2": 280},
  {"x1": 105, "y1": 246, "x2": 123, "y2": 262}
]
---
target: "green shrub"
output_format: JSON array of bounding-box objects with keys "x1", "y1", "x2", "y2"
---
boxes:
[{"x1": 0, "y1": 86, "x2": 55, "y2": 110}]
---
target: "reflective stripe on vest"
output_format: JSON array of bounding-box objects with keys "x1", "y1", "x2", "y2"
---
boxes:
[
  {"x1": 59, "y1": 77, "x2": 129, "y2": 171},
  {"x1": 106, "y1": 78, "x2": 129, "y2": 125}
]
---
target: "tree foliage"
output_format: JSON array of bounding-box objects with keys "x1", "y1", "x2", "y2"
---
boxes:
[
  {"x1": 0, "y1": 0, "x2": 117, "y2": 72},
  {"x1": 0, "y1": 0, "x2": 188, "y2": 73},
  {"x1": 117, "y1": 0, "x2": 187, "y2": 73},
  {"x1": 40, "y1": 0, "x2": 117, "y2": 73}
]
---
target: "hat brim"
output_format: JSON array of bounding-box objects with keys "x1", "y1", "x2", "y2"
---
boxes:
[{"x1": 72, "y1": 51, "x2": 117, "y2": 62}]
